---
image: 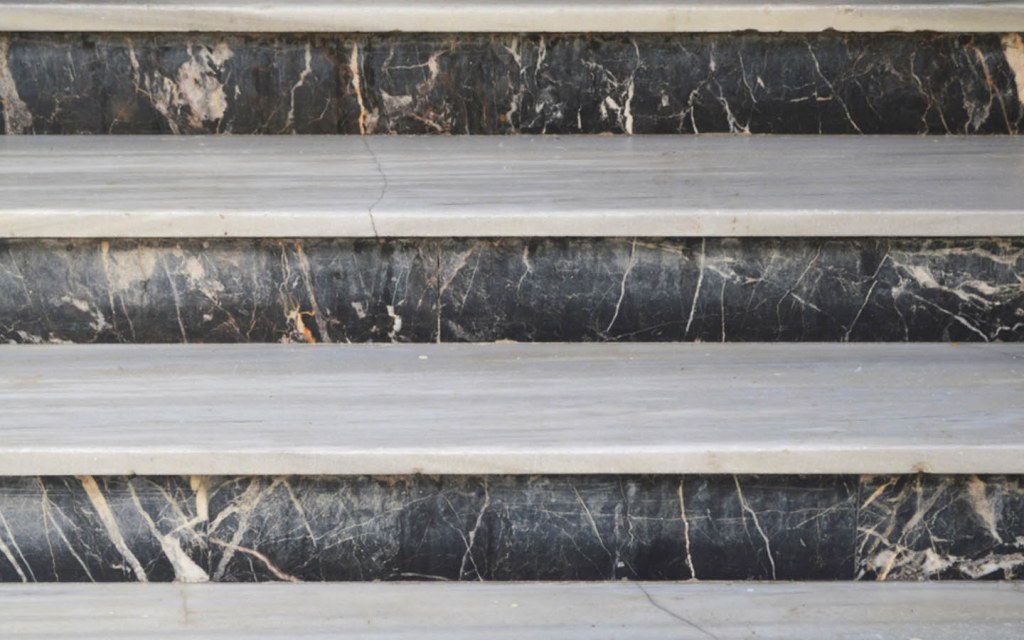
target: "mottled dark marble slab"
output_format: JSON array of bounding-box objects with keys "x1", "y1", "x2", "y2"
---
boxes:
[
  {"x1": 206, "y1": 476, "x2": 857, "y2": 582},
  {"x1": 0, "y1": 476, "x2": 206, "y2": 583},
  {"x1": 4, "y1": 237, "x2": 1019, "y2": 342},
  {"x1": 2, "y1": 474, "x2": 1020, "y2": 583},
  {"x1": 8, "y1": 237, "x2": 1013, "y2": 344},
  {"x1": 0, "y1": 239, "x2": 437, "y2": 344},
  {"x1": 0, "y1": 32, "x2": 1020, "y2": 135},
  {"x1": 858, "y1": 475, "x2": 1024, "y2": 580},
  {"x1": 438, "y1": 238, "x2": 1024, "y2": 343}
]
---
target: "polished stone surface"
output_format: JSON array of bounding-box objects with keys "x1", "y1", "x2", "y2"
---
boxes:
[
  {"x1": 0, "y1": 476, "x2": 206, "y2": 583},
  {"x1": 0, "y1": 475, "x2": 1021, "y2": 583},
  {"x1": 3, "y1": 0, "x2": 1023, "y2": 33},
  {"x1": 0, "y1": 344, "x2": 1022, "y2": 476},
  {"x1": 207, "y1": 475, "x2": 856, "y2": 582},
  {"x1": 4, "y1": 582, "x2": 1022, "y2": 639},
  {"x1": 1, "y1": 33, "x2": 1021, "y2": 135},
  {"x1": 858, "y1": 475, "x2": 1024, "y2": 580},
  {"x1": 3, "y1": 238, "x2": 1021, "y2": 344},
  {"x1": 0, "y1": 239, "x2": 437, "y2": 344},
  {"x1": 3, "y1": 137, "x2": 1024, "y2": 238},
  {"x1": 437, "y1": 238, "x2": 1024, "y2": 342}
]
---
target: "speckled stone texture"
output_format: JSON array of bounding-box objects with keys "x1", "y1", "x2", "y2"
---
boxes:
[
  {"x1": 0, "y1": 32, "x2": 1021, "y2": 135},
  {"x1": 2, "y1": 238, "x2": 1021, "y2": 344},
  {"x1": 0, "y1": 475, "x2": 1020, "y2": 582}
]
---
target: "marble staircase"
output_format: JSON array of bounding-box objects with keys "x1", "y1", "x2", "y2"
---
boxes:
[{"x1": 0, "y1": 1, "x2": 1023, "y2": 637}]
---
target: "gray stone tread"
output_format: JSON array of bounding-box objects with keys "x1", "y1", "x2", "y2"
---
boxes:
[
  {"x1": 1, "y1": 343, "x2": 1022, "y2": 475},
  {"x1": 1, "y1": 136, "x2": 1022, "y2": 238},
  {"x1": 1, "y1": 0, "x2": 1021, "y2": 32},
  {"x1": 2, "y1": 582, "x2": 1022, "y2": 639}
]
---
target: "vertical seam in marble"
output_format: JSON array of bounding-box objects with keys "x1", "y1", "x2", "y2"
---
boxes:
[
  {"x1": 605, "y1": 238, "x2": 638, "y2": 335},
  {"x1": 573, "y1": 486, "x2": 614, "y2": 571},
  {"x1": 734, "y1": 475, "x2": 776, "y2": 580},
  {"x1": 435, "y1": 242, "x2": 443, "y2": 343},
  {"x1": 284, "y1": 42, "x2": 313, "y2": 132},
  {"x1": 677, "y1": 479, "x2": 698, "y2": 581},
  {"x1": 0, "y1": 514, "x2": 27, "y2": 582},
  {"x1": 293, "y1": 241, "x2": 332, "y2": 343},
  {"x1": 805, "y1": 40, "x2": 862, "y2": 134},
  {"x1": 78, "y1": 476, "x2": 149, "y2": 583},
  {"x1": 350, "y1": 40, "x2": 371, "y2": 135},
  {"x1": 844, "y1": 252, "x2": 888, "y2": 342},
  {"x1": 0, "y1": 508, "x2": 34, "y2": 581},
  {"x1": 684, "y1": 238, "x2": 706, "y2": 338},
  {"x1": 458, "y1": 479, "x2": 490, "y2": 581},
  {"x1": 853, "y1": 475, "x2": 866, "y2": 580},
  {"x1": 159, "y1": 254, "x2": 189, "y2": 343},
  {"x1": 39, "y1": 479, "x2": 96, "y2": 582}
]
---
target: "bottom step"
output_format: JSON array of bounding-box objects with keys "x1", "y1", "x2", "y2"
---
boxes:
[{"x1": 2, "y1": 582, "x2": 1020, "y2": 639}]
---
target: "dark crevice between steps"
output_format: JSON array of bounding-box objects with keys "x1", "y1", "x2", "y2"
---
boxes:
[{"x1": 0, "y1": 474, "x2": 1020, "y2": 583}]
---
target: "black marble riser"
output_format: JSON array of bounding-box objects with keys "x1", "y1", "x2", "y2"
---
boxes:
[
  {"x1": 0, "y1": 475, "x2": 1021, "y2": 583},
  {"x1": 2, "y1": 238, "x2": 1022, "y2": 344},
  {"x1": 0, "y1": 32, "x2": 1021, "y2": 135}
]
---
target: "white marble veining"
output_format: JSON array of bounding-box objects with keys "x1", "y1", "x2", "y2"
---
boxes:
[
  {"x1": 0, "y1": 0, "x2": 1021, "y2": 33},
  {"x1": 2, "y1": 582, "x2": 1022, "y2": 638},
  {"x1": 1, "y1": 343, "x2": 1021, "y2": 475},
  {"x1": 0, "y1": 136, "x2": 1022, "y2": 238}
]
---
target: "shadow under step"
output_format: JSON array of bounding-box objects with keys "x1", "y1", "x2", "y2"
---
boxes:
[
  {"x1": 2, "y1": 342, "x2": 1021, "y2": 476},
  {"x1": 2, "y1": 582, "x2": 1021, "y2": 638},
  {"x1": 1, "y1": 136, "x2": 1022, "y2": 238}
]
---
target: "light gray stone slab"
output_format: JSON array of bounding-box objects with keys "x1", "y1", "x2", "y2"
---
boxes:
[
  {"x1": 1, "y1": 343, "x2": 1021, "y2": 475},
  {"x1": 0, "y1": 137, "x2": 379, "y2": 238},
  {"x1": 2, "y1": 582, "x2": 1022, "y2": 639},
  {"x1": 0, "y1": 136, "x2": 1022, "y2": 238},
  {"x1": 0, "y1": 0, "x2": 1021, "y2": 33}
]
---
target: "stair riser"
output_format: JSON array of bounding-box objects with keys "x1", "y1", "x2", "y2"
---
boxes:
[
  {"x1": 1, "y1": 32, "x2": 1021, "y2": 135},
  {"x1": 0, "y1": 475, "x2": 1020, "y2": 583},
  {"x1": 3, "y1": 238, "x2": 1021, "y2": 344}
]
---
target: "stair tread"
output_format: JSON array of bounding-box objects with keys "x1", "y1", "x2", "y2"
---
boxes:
[
  {"x1": 1, "y1": 0, "x2": 1021, "y2": 32},
  {"x1": 1, "y1": 135, "x2": 1022, "y2": 238},
  {"x1": 2, "y1": 582, "x2": 1021, "y2": 638},
  {"x1": 2, "y1": 343, "x2": 1022, "y2": 475}
]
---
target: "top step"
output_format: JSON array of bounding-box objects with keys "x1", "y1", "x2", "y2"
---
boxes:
[{"x1": 1, "y1": 0, "x2": 1022, "y2": 33}]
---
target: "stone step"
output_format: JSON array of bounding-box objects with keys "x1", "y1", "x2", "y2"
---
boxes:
[
  {"x1": 1, "y1": 0, "x2": 1022, "y2": 33},
  {"x1": 1, "y1": 343, "x2": 1021, "y2": 476},
  {"x1": 2, "y1": 136, "x2": 1022, "y2": 238},
  {"x1": 2, "y1": 582, "x2": 1021, "y2": 638}
]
